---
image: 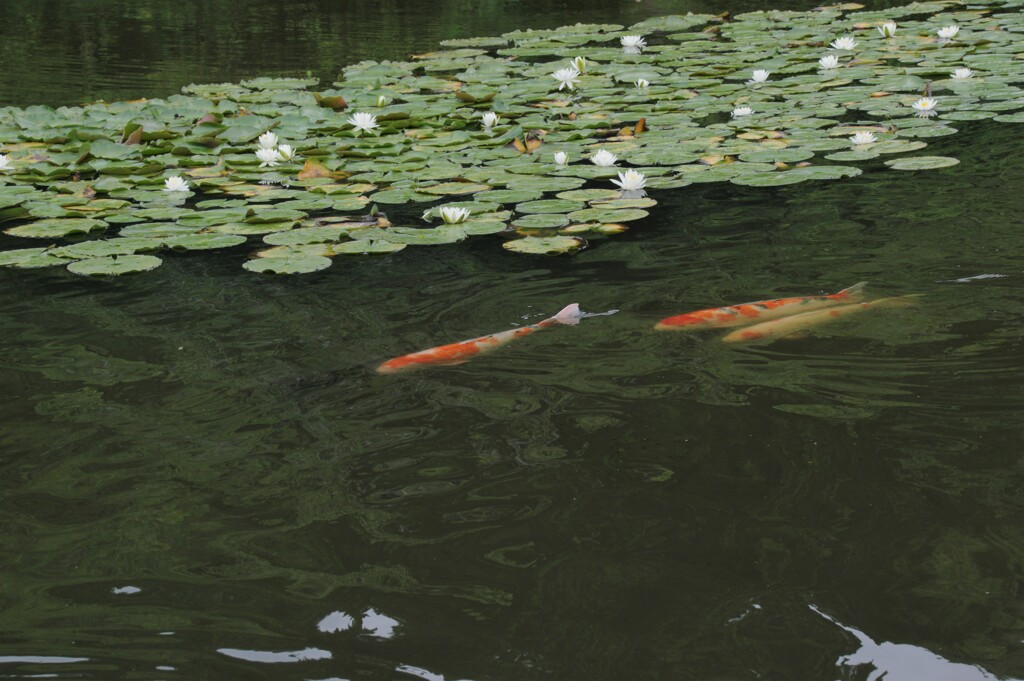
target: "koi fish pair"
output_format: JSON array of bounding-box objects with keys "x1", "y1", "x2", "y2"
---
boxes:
[{"x1": 377, "y1": 282, "x2": 913, "y2": 374}]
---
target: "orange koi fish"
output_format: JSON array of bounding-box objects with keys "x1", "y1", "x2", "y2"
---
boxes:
[
  {"x1": 377, "y1": 303, "x2": 585, "y2": 374},
  {"x1": 654, "y1": 282, "x2": 867, "y2": 331},
  {"x1": 722, "y1": 296, "x2": 916, "y2": 343}
]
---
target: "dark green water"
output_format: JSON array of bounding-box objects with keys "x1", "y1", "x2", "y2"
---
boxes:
[{"x1": 2, "y1": 2, "x2": 1024, "y2": 680}]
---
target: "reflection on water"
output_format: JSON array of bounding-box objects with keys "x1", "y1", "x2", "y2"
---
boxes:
[{"x1": 813, "y1": 606, "x2": 1023, "y2": 681}]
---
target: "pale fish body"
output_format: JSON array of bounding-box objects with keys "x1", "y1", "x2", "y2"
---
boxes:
[
  {"x1": 721, "y1": 296, "x2": 915, "y2": 343},
  {"x1": 655, "y1": 282, "x2": 867, "y2": 331},
  {"x1": 377, "y1": 304, "x2": 582, "y2": 374}
]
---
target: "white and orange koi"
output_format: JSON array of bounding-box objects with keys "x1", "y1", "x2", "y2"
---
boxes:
[
  {"x1": 655, "y1": 282, "x2": 867, "y2": 331},
  {"x1": 377, "y1": 303, "x2": 584, "y2": 374},
  {"x1": 721, "y1": 296, "x2": 917, "y2": 343}
]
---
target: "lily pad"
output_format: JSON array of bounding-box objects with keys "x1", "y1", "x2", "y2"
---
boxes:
[
  {"x1": 5, "y1": 218, "x2": 107, "y2": 239},
  {"x1": 503, "y1": 236, "x2": 586, "y2": 255},
  {"x1": 163, "y1": 234, "x2": 248, "y2": 250},
  {"x1": 242, "y1": 254, "x2": 333, "y2": 274},
  {"x1": 67, "y1": 255, "x2": 162, "y2": 276},
  {"x1": 884, "y1": 155, "x2": 961, "y2": 170}
]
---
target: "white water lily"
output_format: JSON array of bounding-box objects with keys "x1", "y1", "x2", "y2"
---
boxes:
[
  {"x1": 277, "y1": 144, "x2": 297, "y2": 161},
  {"x1": 635, "y1": 78, "x2": 650, "y2": 89},
  {"x1": 572, "y1": 55, "x2": 587, "y2": 73},
  {"x1": 620, "y1": 35, "x2": 647, "y2": 50},
  {"x1": 731, "y1": 106, "x2": 753, "y2": 118},
  {"x1": 878, "y1": 21, "x2": 898, "y2": 38},
  {"x1": 911, "y1": 96, "x2": 938, "y2": 117},
  {"x1": 553, "y1": 151, "x2": 568, "y2": 166},
  {"x1": 819, "y1": 54, "x2": 840, "y2": 69},
  {"x1": 481, "y1": 111, "x2": 499, "y2": 131},
  {"x1": 439, "y1": 206, "x2": 471, "y2": 224},
  {"x1": 347, "y1": 112, "x2": 378, "y2": 134},
  {"x1": 937, "y1": 25, "x2": 959, "y2": 40},
  {"x1": 830, "y1": 36, "x2": 858, "y2": 50},
  {"x1": 256, "y1": 147, "x2": 282, "y2": 167},
  {"x1": 376, "y1": 95, "x2": 390, "y2": 107},
  {"x1": 0, "y1": 154, "x2": 10, "y2": 172},
  {"x1": 611, "y1": 169, "x2": 647, "y2": 191},
  {"x1": 257, "y1": 131, "x2": 278, "y2": 149},
  {"x1": 850, "y1": 131, "x2": 877, "y2": 145},
  {"x1": 552, "y1": 67, "x2": 580, "y2": 91},
  {"x1": 950, "y1": 67, "x2": 974, "y2": 80},
  {"x1": 590, "y1": 149, "x2": 618, "y2": 167},
  {"x1": 163, "y1": 176, "x2": 189, "y2": 192},
  {"x1": 748, "y1": 69, "x2": 770, "y2": 84}
]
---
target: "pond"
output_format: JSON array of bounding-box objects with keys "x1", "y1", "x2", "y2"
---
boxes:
[{"x1": 2, "y1": 1, "x2": 1023, "y2": 680}]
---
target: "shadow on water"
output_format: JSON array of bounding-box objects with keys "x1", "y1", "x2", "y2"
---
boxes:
[{"x1": 1, "y1": 2, "x2": 1024, "y2": 680}]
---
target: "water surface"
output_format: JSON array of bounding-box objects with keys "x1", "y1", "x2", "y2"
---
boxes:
[{"x1": 1, "y1": 1, "x2": 1023, "y2": 680}]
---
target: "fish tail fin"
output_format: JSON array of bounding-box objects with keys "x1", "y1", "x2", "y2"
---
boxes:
[
  {"x1": 552, "y1": 303, "x2": 584, "y2": 326},
  {"x1": 834, "y1": 281, "x2": 868, "y2": 301}
]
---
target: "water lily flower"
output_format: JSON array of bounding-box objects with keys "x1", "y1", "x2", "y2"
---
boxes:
[
  {"x1": 950, "y1": 67, "x2": 974, "y2": 80},
  {"x1": 554, "y1": 151, "x2": 568, "y2": 166},
  {"x1": 257, "y1": 131, "x2": 278, "y2": 149},
  {"x1": 748, "y1": 69, "x2": 770, "y2": 84},
  {"x1": 481, "y1": 111, "x2": 499, "y2": 131},
  {"x1": 256, "y1": 147, "x2": 282, "y2": 167},
  {"x1": 611, "y1": 169, "x2": 647, "y2": 191},
  {"x1": 731, "y1": 106, "x2": 754, "y2": 118},
  {"x1": 878, "y1": 21, "x2": 898, "y2": 38},
  {"x1": 590, "y1": 149, "x2": 618, "y2": 167},
  {"x1": 552, "y1": 67, "x2": 580, "y2": 91},
  {"x1": 347, "y1": 112, "x2": 378, "y2": 134},
  {"x1": 572, "y1": 55, "x2": 587, "y2": 73},
  {"x1": 819, "y1": 54, "x2": 840, "y2": 69},
  {"x1": 937, "y1": 25, "x2": 959, "y2": 40},
  {"x1": 850, "y1": 131, "x2": 877, "y2": 145},
  {"x1": 376, "y1": 95, "x2": 390, "y2": 107},
  {"x1": 620, "y1": 35, "x2": 646, "y2": 51},
  {"x1": 635, "y1": 78, "x2": 650, "y2": 89},
  {"x1": 439, "y1": 206, "x2": 471, "y2": 224},
  {"x1": 163, "y1": 176, "x2": 189, "y2": 192},
  {"x1": 830, "y1": 36, "x2": 858, "y2": 50},
  {"x1": 277, "y1": 144, "x2": 297, "y2": 161},
  {"x1": 911, "y1": 96, "x2": 938, "y2": 117},
  {"x1": 0, "y1": 154, "x2": 10, "y2": 172}
]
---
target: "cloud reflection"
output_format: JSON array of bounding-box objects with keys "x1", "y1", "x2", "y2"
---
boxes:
[{"x1": 811, "y1": 605, "x2": 1022, "y2": 681}]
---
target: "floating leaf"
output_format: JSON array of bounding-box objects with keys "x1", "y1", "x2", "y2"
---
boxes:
[
  {"x1": 884, "y1": 155, "x2": 961, "y2": 170},
  {"x1": 503, "y1": 236, "x2": 586, "y2": 255},
  {"x1": 67, "y1": 255, "x2": 162, "y2": 276},
  {"x1": 242, "y1": 254, "x2": 333, "y2": 274},
  {"x1": 163, "y1": 234, "x2": 247, "y2": 251},
  {"x1": 5, "y1": 217, "x2": 107, "y2": 239}
]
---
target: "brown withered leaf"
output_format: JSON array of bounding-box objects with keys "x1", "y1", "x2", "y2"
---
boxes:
[
  {"x1": 870, "y1": 91, "x2": 891, "y2": 98},
  {"x1": 297, "y1": 159, "x2": 348, "y2": 180},
  {"x1": 635, "y1": 118, "x2": 647, "y2": 134},
  {"x1": 122, "y1": 127, "x2": 143, "y2": 145},
  {"x1": 196, "y1": 113, "x2": 221, "y2": 125},
  {"x1": 314, "y1": 93, "x2": 348, "y2": 111}
]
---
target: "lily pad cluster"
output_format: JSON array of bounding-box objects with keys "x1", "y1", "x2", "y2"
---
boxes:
[{"x1": 1, "y1": 0, "x2": 1022, "y2": 275}]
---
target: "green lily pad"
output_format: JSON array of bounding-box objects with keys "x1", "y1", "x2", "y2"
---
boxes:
[
  {"x1": 566, "y1": 207, "x2": 649, "y2": 222},
  {"x1": 884, "y1": 155, "x2": 961, "y2": 170},
  {"x1": 163, "y1": 234, "x2": 247, "y2": 250},
  {"x1": 243, "y1": 254, "x2": 333, "y2": 274},
  {"x1": 333, "y1": 239, "x2": 407, "y2": 254},
  {"x1": 52, "y1": 237, "x2": 161, "y2": 259},
  {"x1": 503, "y1": 236, "x2": 586, "y2": 255},
  {"x1": 67, "y1": 255, "x2": 162, "y2": 276},
  {"x1": 5, "y1": 217, "x2": 107, "y2": 239}
]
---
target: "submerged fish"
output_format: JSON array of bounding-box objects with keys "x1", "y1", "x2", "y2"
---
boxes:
[
  {"x1": 721, "y1": 296, "x2": 915, "y2": 343},
  {"x1": 654, "y1": 282, "x2": 867, "y2": 331},
  {"x1": 377, "y1": 303, "x2": 587, "y2": 374}
]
